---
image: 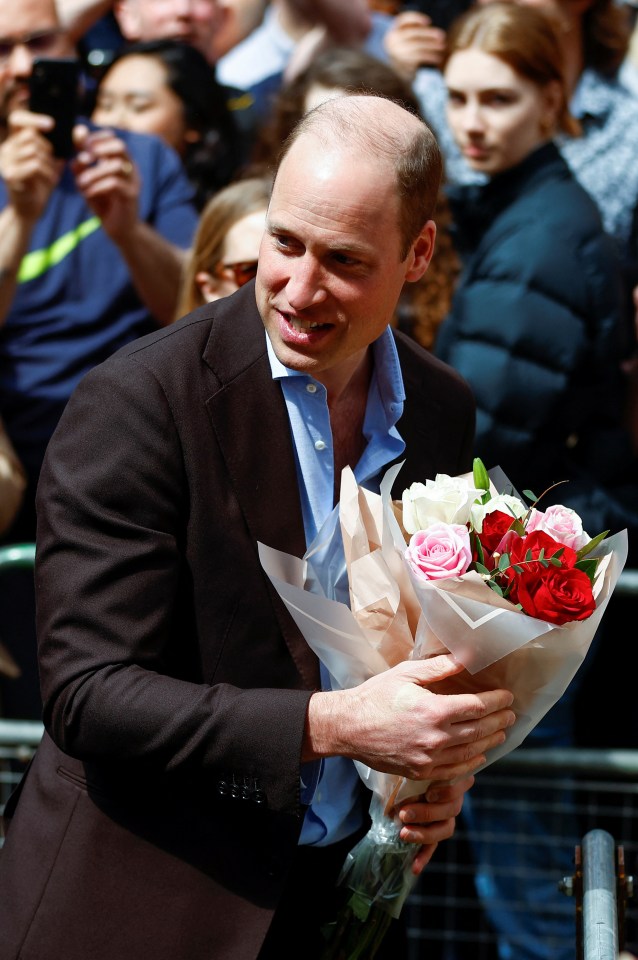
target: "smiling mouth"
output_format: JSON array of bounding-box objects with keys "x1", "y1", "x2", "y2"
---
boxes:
[{"x1": 281, "y1": 311, "x2": 332, "y2": 333}]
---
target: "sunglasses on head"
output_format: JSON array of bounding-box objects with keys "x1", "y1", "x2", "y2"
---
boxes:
[{"x1": 217, "y1": 260, "x2": 258, "y2": 288}]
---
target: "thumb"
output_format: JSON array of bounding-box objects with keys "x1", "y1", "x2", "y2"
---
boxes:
[{"x1": 408, "y1": 653, "x2": 464, "y2": 685}]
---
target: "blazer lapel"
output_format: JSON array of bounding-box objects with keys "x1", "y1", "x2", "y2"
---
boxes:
[{"x1": 202, "y1": 285, "x2": 320, "y2": 688}]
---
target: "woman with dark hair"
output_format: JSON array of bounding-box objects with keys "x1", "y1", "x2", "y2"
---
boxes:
[{"x1": 92, "y1": 39, "x2": 245, "y2": 209}]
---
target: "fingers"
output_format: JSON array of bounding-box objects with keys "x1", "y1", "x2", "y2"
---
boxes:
[
  {"x1": 72, "y1": 129, "x2": 138, "y2": 198},
  {"x1": 0, "y1": 118, "x2": 62, "y2": 216},
  {"x1": 411, "y1": 842, "x2": 439, "y2": 876}
]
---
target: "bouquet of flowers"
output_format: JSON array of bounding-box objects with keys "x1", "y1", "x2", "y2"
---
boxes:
[{"x1": 258, "y1": 459, "x2": 627, "y2": 959}]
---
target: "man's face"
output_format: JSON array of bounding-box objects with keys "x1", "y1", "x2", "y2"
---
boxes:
[
  {"x1": 255, "y1": 134, "x2": 434, "y2": 392},
  {"x1": 115, "y1": 0, "x2": 223, "y2": 62},
  {"x1": 0, "y1": 0, "x2": 74, "y2": 121}
]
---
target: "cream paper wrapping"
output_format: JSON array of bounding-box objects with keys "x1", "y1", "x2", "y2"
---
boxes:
[{"x1": 258, "y1": 462, "x2": 628, "y2": 814}]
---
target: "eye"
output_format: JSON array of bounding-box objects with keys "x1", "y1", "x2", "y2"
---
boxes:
[
  {"x1": 95, "y1": 93, "x2": 113, "y2": 111},
  {"x1": 129, "y1": 97, "x2": 154, "y2": 114},
  {"x1": 485, "y1": 92, "x2": 516, "y2": 107},
  {"x1": 446, "y1": 91, "x2": 466, "y2": 107},
  {"x1": 273, "y1": 233, "x2": 302, "y2": 254},
  {"x1": 332, "y1": 252, "x2": 360, "y2": 267}
]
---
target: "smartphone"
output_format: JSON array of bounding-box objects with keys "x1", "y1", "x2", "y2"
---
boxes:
[
  {"x1": 402, "y1": 0, "x2": 472, "y2": 31},
  {"x1": 29, "y1": 57, "x2": 80, "y2": 159}
]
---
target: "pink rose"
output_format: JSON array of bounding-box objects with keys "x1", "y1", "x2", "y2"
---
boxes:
[
  {"x1": 526, "y1": 505, "x2": 589, "y2": 551},
  {"x1": 405, "y1": 522, "x2": 472, "y2": 582}
]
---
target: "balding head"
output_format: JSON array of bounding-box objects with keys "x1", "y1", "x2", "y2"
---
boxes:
[{"x1": 275, "y1": 94, "x2": 442, "y2": 259}]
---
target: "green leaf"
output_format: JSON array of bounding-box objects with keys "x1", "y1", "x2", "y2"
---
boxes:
[
  {"x1": 523, "y1": 489, "x2": 537, "y2": 502},
  {"x1": 498, "y1": 554, "x2": 509, "y2": 572},
  {"x1": 576, "y1": 530, "x2": 609, "y2": 560},
  {"x1": 472, "y1": 531, "x2": 486, "y2": 566},
  {"x1": 511, "y1": 518, "x2": 526, "y2": 536},
  {"x1": 487, "y1": 580, "x2": 504, "y2": 597},
  {"x1": 513, "y1": 564, "x2": 524, "y2": 574},
  {"x1": 575, "y1": 557, "x2": 599, "y2": 584},
  {"x1": 475, "y1": 562, "x2": 491, "y2": 576},
  {"x1": 473, "y1": 457, "x2": 490, "y2": 494},
  {"x1": 348, "y1": 892, "x2": 372, "y2": 923}
]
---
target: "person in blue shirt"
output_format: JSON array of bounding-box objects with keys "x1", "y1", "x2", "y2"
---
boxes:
[{"x1": 0, "y1": 0, "x2": 198, "y2": 718}]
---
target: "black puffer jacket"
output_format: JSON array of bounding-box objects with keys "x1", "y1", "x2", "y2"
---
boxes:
[{"x1": 435, "y1": 142, "x2": 638, "y2": 540}]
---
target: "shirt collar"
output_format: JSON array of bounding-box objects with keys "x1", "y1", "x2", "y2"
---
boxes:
[{"x1": 265, "y1": 326, "x2": 405, "y2": 428}]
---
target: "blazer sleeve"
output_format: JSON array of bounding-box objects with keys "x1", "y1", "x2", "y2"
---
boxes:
[{"x1": 35, "y1": 354, "x2": 310, "y2": 815}]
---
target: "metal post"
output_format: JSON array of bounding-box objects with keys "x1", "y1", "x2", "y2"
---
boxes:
[{"x1": 582, "y1": 829, "x2": 618, "y2": 960}]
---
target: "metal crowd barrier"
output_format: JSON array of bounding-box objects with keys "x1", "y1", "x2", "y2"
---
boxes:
[{"x1": 406, "y1": 749, "x2": 638, "y2": 959}]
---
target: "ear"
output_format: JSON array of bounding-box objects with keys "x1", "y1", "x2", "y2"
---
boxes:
[
  {"x1": 405, "y1": 220, "x2": 437, "y2": 283},
  {"x1": 113, "y1": 0, "x2": 142, "y2": 41},
  {"x1": 540, "y1": 79, "x2": 562, "y2": 136},
  {"x1": 195, "y1": 270, "x2": 221, "y2": 303}
]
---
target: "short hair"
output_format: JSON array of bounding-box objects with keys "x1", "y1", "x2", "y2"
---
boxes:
[
  {"x1": 175, "y1": 175, "x2": 272, "y2": 318},
  {"x1": 275, "y1": 95, "x2": 442, "y2": 261},
  {"x1": 444, "y1": 1, "x2": 580, "y2": 137}
]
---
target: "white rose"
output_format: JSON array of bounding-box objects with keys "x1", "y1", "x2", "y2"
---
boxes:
[
  {"x1": 471, "y1": 494, "x2": 527, "y2": 532},
  {"x1": 402, "y1": 474, "x2": 483, "y2": 535}
]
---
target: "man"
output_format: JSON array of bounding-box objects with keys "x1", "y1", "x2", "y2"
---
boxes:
[
  {"x1": 111, "y1": 0, "x2": 257, "y2": 154},
  {"x1": 113, "y1": 0, "x2": 229, "y2": 61},
  {"x1": 215, "y1": 0, "x2": 393, "y2": 119},
  {"x1": 0, "y1": 0, "x2": 198, "y2": 717},
  {"x1": 0, "y1": 95, "x2": 515, "y2": 960}
]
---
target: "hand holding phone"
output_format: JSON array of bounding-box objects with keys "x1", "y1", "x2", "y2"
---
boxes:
[{"x1": 28, "y1": 57, "x2": 80, "y2": 159}]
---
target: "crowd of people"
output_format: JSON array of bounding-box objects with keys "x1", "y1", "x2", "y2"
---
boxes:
[{"x1": 0, "y1": 0, "x2": 637, "y2": 958}]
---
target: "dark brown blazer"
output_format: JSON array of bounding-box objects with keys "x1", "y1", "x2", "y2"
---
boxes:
[{"x1": 0, "y1": 282, "x2": 475, "y2": 960}]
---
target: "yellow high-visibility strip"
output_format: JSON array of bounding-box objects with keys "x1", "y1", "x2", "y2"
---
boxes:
[{"x1": 17, "y1": 216, "x2": 101, "y2": 283}]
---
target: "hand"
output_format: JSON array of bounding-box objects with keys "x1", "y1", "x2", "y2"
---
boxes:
[
  {"x1": 305, "y1": 653, "x2": 515, "y2": 782},
  {"x1": 384, "y1": 10, "x2": 447, "y2": 81},
  {"x1": 0, "y1": 109, "x2": 63, "y2": 221},
  {"x1": 71, "y1": 124, "x2": 140, "y2": 243},
  {"x1": 395, "y1": 775, "x2": 473, "y2": 875}
]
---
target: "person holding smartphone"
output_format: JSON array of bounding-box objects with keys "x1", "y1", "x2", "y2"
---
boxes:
[{"x1": 0, "y1": 0, "x2": 198, "y2": 721}]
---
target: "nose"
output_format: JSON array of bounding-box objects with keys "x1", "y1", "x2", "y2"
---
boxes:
[
  {"x1": 172, "y1": 0, "x2": 193, "y2": 17},
  {"x1": 461, "y1": 100, "x2": 486, "y2": 135},
  {"x1": 7, "y1": 42, "x2": 34, "y2": 81},
  {"x1": 285, "y1": 256, "x2": 327, "y2": 311}
]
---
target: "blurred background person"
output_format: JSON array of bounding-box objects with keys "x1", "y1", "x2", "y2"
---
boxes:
[
  {"x1": 388, "y1": 0, "x2": 638, "y2": 331},
  {"x1": 176, "y1": 174, "x2": 271, "y2": 316},
  {"x1": 248, "y1": 44, "x2": 460, "y2": 350},
  {"x1": 0, "y1": 0, "x2": 198, "y2": 720},
  {"x1": 215, "y1": 0, "x2": 394, "y2": 120},
  {"x1": 92, "y1": 39, "x2": 246, "y2": 209},
  {"x1": 432, "y1": 4, "x2": 638, "y2": 957}
]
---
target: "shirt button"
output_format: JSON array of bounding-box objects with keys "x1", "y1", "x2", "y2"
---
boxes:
[
  {"x1": 306, "y1": 383, "x2": 317, "y2": 394},
  {"x1": 314, "y1": 440, "x2": 326, "y2": 451}
]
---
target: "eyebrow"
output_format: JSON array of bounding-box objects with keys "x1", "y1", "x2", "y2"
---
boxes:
[{"x1": 265, "y1": 219, "x2": 374, "y2": 257}]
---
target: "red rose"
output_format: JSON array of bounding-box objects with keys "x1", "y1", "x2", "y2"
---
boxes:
[
  {"x1": 499, "y1": 530, "x2": 578, "y2": 604},
  {"x1": 479, "y1": 510, "x2": 516, "y2": 555},
  {"x1": 514, "y1": 565, "x2": 596, "y2": 625}
]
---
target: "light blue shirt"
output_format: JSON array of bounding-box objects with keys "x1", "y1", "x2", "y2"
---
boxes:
[
  {"x1": 266, "y1": 327, "x2": 405, "y2": 846},
  {"x1": 217, "y1": 5, "x2": 392, "y2": 92}
]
